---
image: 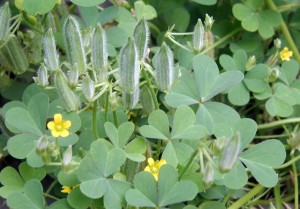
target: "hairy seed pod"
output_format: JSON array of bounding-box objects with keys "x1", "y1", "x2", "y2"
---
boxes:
[
  {"x1": 245, "y1": 55, "x2": 256, "y2": 71},
  {"x1": 119, "y1": 38, "x2": 140, "y2": 93},
  {"x1": 0, "y1": 2, "x2": 10, "y2": 40},
  {"x1": 34, "y1": 64, "x2": 49, "y2": 87},
  {"x1": 204, "y1": 14, "x2": 214, "y2": 32},
  {"x1": 67, "y1": 63, "x2": 80, "y2": 89},
  {"x1": 193, "y1": 19, "x2": 205, "y2": 53},
  {"x1": 154, "y1": 42, "x2": 174, "y2": 91},
  {"x1": 63, "y1": 15, "x2": 86, "y2": 73},
  {"x1": 92, "y1": 23, "x2": 108, "y2": 81},
  {"x1": 123, "y1": 87, "x2": 140, "y2": 109},
  {"x1": 133, "y1": 18, "x2": 150, "y2": 61},
  {"x1": 204, "y1": 31, "x2": 215, "y2": 57},
  {"x1": 219, "y1": 132, "x2": 241, "y2": 172},
  {"x1": 43, "y1": 28, "x2": 59, "y2": 71},
  {"x1": 0, "y1": 35, "x2": 29, "y2": 74},
  {"x1": 35, "y1": 135, "x2": 49, "y2": 155},
  {"x1": 82, "y1": 75, "x2": 95, "y2": 101},
  {"x1": 141, "y1": 85, "x2": 155, "y2": 115},
  {"x1": 55, "y1": 69, "x2": 80, "y2": 111},
  {"x1": 203, "y1": 162, "x2": 214, "y2": 186}
]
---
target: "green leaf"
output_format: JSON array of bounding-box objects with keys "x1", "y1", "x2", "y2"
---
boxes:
[
  {"x1": 23, "y1": 0, "x2": 56, "y2": 15},
  {"x1": 118, "y1": 122, "x2": 135, "y2": 148},
  {"x1": 7, "y1": 179, "x2": 44, "y2": 209},
  {"x1": 148, "y1": 109, "x2": 170, "y2": 139},
  {"x1": 19, "y1": 162, "x2": 46, "y2": 182},
  {"x1": 244, "y1": 64, "x2": 269, "y2": 93},
  {"x1": 124, "y1": 138, "x2": 147, "y2": 162},
  {"x1": 134, "y1": 1, "x2": 157, "y2": 20},
  {"x1": 104, "y1": 122, "x2": 119, "y2": 147},
  {"x1": 232, "y1": 4, "x2": 252, "y2": 21},
  {"x1": 104, "y1": 179, "x2": 131, "y2": 209},
  {"x1": 5, "y1": 107, "x2": 42, "y2": 135},
  {"x1": 78, "y1": 6, "x2": 99, "y2": 27},
  {"x1": 223, "y1": 162, "x2": 247, "y2": 189},
  {"x1": 67, "y1": 187, "x2": 92, "y2": 209},
  {"x1": 234, "y1": 119, "x2": 257, "y2": 150},
  {"x1": 165, "y1": 7, "x2": 190, "y2": 32},
  {"x1": 242, "y1": 13, "x2": 259, "y2": 32},
  {"x1": 70, "y1": 0, "x2": 105, "y2": 7},
  {"x1": 0, "y1": 166, "x2": 24, "y2": 198},
  {"x1": 139, "y1": 125, "x2": 169, "y2": 140},
  {"x1": 106, "y1": 27, "x2": 128, "y2": 48},
  {"x1": 279, "y1": 59, "x2": 299, "y2": 85},
  {"x1": 192, "y1": 0, "x2": 217, "y2": 5},
  {"x1": 47, "y1": 199, "x2": 73, "y2": 209},
  {"x1": 198, "y1": 201, "x2": 226, "y2": 209},
  {"x1": 240, "y1": 140, "x2": 286, "y2": 187},
  {"x1": 99, "y1": 6, "x2": 119, "y2": 25},
  {"x1": 7, "y1": 133, "x2": 37, "y2": 159},
  {"x1": 228, "y1": 83, "x2": 250, "y2": 106}
]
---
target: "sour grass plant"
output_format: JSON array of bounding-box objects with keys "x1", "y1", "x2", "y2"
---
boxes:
[{"x1": 0, "y1": 0, "x2": 299, "y2": 209}]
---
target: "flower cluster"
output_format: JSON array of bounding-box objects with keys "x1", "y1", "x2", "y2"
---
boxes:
[
  {"x1": 280, "y1": 47, "x2": 293, "y2": 61},
  {"x1": 47, "y1": 114, "x2": 71, "y2": 137}
]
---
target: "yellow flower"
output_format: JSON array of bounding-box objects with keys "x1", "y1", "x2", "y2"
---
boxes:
[
  {"x1": 144, "y1": 158, "x2": 166, "y2": 181},
  {"x1": 47, "y1": 114, "x2": 71, "y2": 137},
  {"x1": 280, "y1": 47, "x2": 293, "y2": 61},
  {"x1": 61, "y1": 186, "x2": 72, "y2": 194}
]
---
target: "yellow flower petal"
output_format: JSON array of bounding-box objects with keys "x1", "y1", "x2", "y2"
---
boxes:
[
  {"x1": 62, "y1": 120, "x2": 71, "y2": 129},
  {"x1": 54, "y1": 114, "x2": 62, "y2": 124},
  {"x1": 47, "y1": 121, "x2": 55, "y2": 130},
  {"x1": 60, "y1": 130, "x2": 69, "y2": 137},
  {"x1": 147, "y1": 158, "x2": 154, "y2": 166},
  {"x1": 153, "y1": 174, "x2": 158, "y2": 181},
  {"x1": 61, "y1": 186, "x2": 72, "y2": 193},
  {"x1": 51, "y1": 130, "x2": 60, "y2": 137},
  {"x1": 156, "y1": 159, "x2": 166, "y2": 168},
  {"x1": 144, "y1": 166, "x2": 151, "y2": 172}
]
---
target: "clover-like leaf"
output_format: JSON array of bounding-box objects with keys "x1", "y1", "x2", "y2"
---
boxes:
[
  {"x1": 23, "y1": 0, "x2": 57, "y2": 15},
  {"x1": 134, "y1": 1, "x2": 157, "y2": 20},
  {"x1": 239, "y1": 139, "x2": 286, "y2": 187}
]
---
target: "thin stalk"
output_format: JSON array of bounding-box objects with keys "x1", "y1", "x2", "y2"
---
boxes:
[
  {"x1": 292, "y1": 156, "x2": 299, "y2": 209},
  {"x1": 254, "y1": 133, "x2": 291, "y2": 139},
  {"x1": 278, "y1": 4, "x2": 300, "y2": 12},
  {"x1": 43, "y1": 193, "x2": 60, "y2": 201},
  {"x1": 46, "y1": 179, "x2": 58, "y2": 194},
  {"x1": 148, "y1": 22, "x2": 160, "y2": 35},
  {"x1": 228, "y1": 184, "x2": 264, "y2": 209},
  {"x1": 93, "y1": 100, "x2": 99, "y2": 139},
  {"x1": 200, "y1": 27, "x2": 241, "y2": 55},
  {"x1": 169, "y1": 32, "x2": 193, "y2": 36},
  {"x1": 257, "y1": 117, "x2": 300, "y2": 129},
  {"x1": 275, "y1": 154, "x2": 300, "y2": 169},
  {"x1": 166, "y1": 35, "x2": 193, "y2": 52},
  {"x1": 266, "y1": 0, "x2": 300, "y2": 63},
  {"x1": 142, "y1": 68, "x2": 159, "y2": 109},
  {"x1": 113, "y1": 110, "x2": 118, "y2": 127},
  {"x1": 104, "y1": 91, "x2": 109, "y2": 122},
  {"x1": 155, "y1": 139, "x2": 162, "y2": 160},
  {"x1": 222, "y1": 189, "x2": 235, "y2": 205},
  {"x1": 274, "y1": 183, "x2": 282, "y2": 209},
  {"x1": 179, "y1": 149, "x2": 198, "y2": 179}
]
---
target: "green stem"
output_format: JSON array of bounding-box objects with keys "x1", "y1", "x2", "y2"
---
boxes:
[
  {"x1": 170, "y1": 32, "x2": 193, "y2": 36},
  {"x1": 200, "y1": 27, "x2": 241, "y2": 55},
  {"x1": 278, "y1": 4, "x2": 300, "y2": 12},
  {"x1": 274, "y1": 183, "x2": 282, "y2": 209},
  {"x1": 155, "y1": 139, "x2": 162, "y2": 160},
  {"x1": 43, "y1": 193, "x2": 60, "y2": 201},
  {"x1": 104, "y1": 91, "x2": 109, "y2": 122},
  {"x1": 148, "y1": 22, "x2": 160, "y2": 35},
  {"x1": 275, "y1": 154, "x2": 300, "y2": 169},
  {"x1": 258, "y1": 117, "x2": 300, "y2": 129},
  {"x1": 266, "y1": 0, "x2": 300, "y2": 63},
  {"x1": 142, "y1": 68, "x2": 159, "y2": 109},
  {"x1": 113, "y1": 110, "x2": 118, "y2": 127},
  {"x1": 166, "y1": 35, "x2": 193, "y2": 52},
  {"x1": 21, "y1": 17, "x2": 44, "y2": 35},
  {"x1": 46, "y1": 179, "x2": 58, "y2": 194},
  {"x1": 93, "y1": 100, "x2": 99, "y2": 139},
  {"x1": 228, "y1": 184, "x2": 264, "y2": 209},
  {"x1": 222, "y1": 189, "x2": 235, "y2": 205},
  {"x1": 179, "y1": 149, "x2": 198, "y2": 179},
  {"x1": 254, "y1": 133, "x2": 291, "y2": 139},
  {"x1": 292, "y1": 156, "x2": 299, "y2": 209}
]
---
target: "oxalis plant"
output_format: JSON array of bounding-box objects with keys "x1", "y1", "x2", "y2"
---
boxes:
[{"x1": 0, "y1": 0, "x2": 300, "y2": 209}]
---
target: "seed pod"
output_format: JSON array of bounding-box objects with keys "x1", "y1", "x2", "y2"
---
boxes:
[
  {"x1": 63, "y1": 15, "x2": 86, "y2": 73},
  {"x1": 34, "y1": 64, "x2": 49, "y2": 87},
  {"x1": 62, "y1": 145, "x2": 72, "y2": 166},
  {"x1": 245, "y1": 55, "x2": 256, "y2": 71},
  {"x1": 119, "y1": 38, "x2": 140, "y2": 93},
  {"x1": 55, "y1": 69, "x2": 80, "y2": 111},
  {"x1": 92, "y1": 23, "x2": 108, "y2": 82},
  {"x1": 43, "y1": 28, "x2": 59, "y2": 71},
  {"x1": 203, "y1": 162, "x2": 214, "y2": 186},
  {"x1": 82, "y1": 75, "x2": 95, "y2": 101},
  {"x1": 35, "y1": 135, "x2": 49, "y2": 155},
  {"x1": 268, "y1": 67, "x2": 280, "y2": 83},
  {"x1": 219, "y1": 132, "x2": 241, "y2": 172},
  {"x1": 204, "y1": 31, "x2": 215, "y2": 57},
  {"x1": 154, "y1": 42, "x2": 174, "y2": 91},
  {"x1": 274, "y1": 38, "x2": 281, "y2": 49},
  {"x1": 193, "y1": 19, "x2": 205, "y2": 53},
  {"x1": 123, "y1": 87, "x2": 140, "y2": 109},
  {"x1": 67, "y1": 63, "x2": 80, "y2": 89},
  {"x1": 133, "y1": 18, "x2": 150, "y2": 61},
  {"x1": 0, "y1": 35, "x2": 29, "y2": 74},
  {"x1": 204, "y1": 14, "x2": 214, "y2": 32},
  {"x1": 43, "y1": 12, "x2": 57, "y2": 32},
  {"x1": 0, "y1": 2, "x2": 10, "y2": 40},
  {"x1": 141, "y1": 85, "x2": 155, "y2": 115}
]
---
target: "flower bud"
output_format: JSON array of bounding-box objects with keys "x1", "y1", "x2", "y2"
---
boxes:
[
  {"x1": 274, "y1": 38, "x2": 281, "y2": 50},
  {"x1": 245, "y1": 55, "x2": 256, "y2": 71},
  {"x1": 192, "y1": 19, "x2": 205, "y2": 53},
  {"x1": 123, "y1": 87, "x2": 140, "y2": 109},
  {"x1": 119, "y1": 38, "x2": 140, "y2": 93},
  {"x1": 204, "y1": 31, "x2": 215, "y2": 57},
  {"x1": 0, "y1": 2, "x2": 11, "y2": 40},
  {"x1": 34, "y1": 64, "x2": 49, "y2": 87},
  {"x1": 268, "y1": 67, "x2": 280, "y2": 83},
  {"x1": 55, "y1": 69, "x2": 80, "y2": 111},
  {"x1": 47, "y1": 141, "x2": 60, "y2": 158},
  {"x1": 92, "y1": 23, "x2": 108, "y2": 82},
  {"x1": 35, "y1": 135, "x2": 49, "y2": 155},
  {"x1": 43, "y1": 28, "x2": 59, "y2": 71},
  {"x1": 67, "y1": 63, "x2": 80, "y2": 88},
  {"x1": 213, "y1": 137, "x2": 228, "y2": 154},
  {"x1": 204, "y1": 14, "x2": 214, "y2": 32},
  {"x1": 133, "y1": 18, "x2": 150, "y2": 61},
  {"x1": 63, "y1": 15, "x2": 86, "y2": 73},
  {"x1": 219, "y1": 132, "x2": 241, "y2": 172},
  {"x1": 62, "y1": 145, "x2": 72, "y2": 166},
  {"x1": 203, "y1": 162, "x2": 214, "y2": 186},
  {"x1": 82, "y1": 75, "x2": 95, "y2": 101},
  {"x1": 154, "y1": 42, "x2": 174, "y2": 91},
  {"x1": 141, "y1": 85, "x2": 155, "y2": 115}
]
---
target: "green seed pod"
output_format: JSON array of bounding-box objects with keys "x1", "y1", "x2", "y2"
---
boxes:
[
  {"x1": 141, "y1": 85, "x2": 155, "y2": 115},
  {"x1": 43, "y1": 28, "x2": 59, "y2": 71},
  {"x1": 67, "y1": 63, "x2": 80, "y2": 89},
  {"x1": 34, "y1": 64, "x2": 49, "y2": 87},
  {"x1": 35, "y1": 135, "x2": 49, "y2": 155},
  {"x1": 219, "y1": 132, "x2": 241, "y2": 172},
  {"x1": 119, "y1": 38, "x2": 140, "y2": 93},
  {"x1": 203, "y1": 162, "x2": 214, "y2": 186},
  {"x1": 55, "y1": 69, "x2": 80, "y2": 111},
  {"x1": 245, "y1": 55, "x2": 256, "y2": 71},
  {"x1": 123, "y1": 87, "x2": 140, "y2": 109},
  {"x1": 204, "y1": 14, "x2": 214, "y2": 32},
  {"x1": 82, "y1": 75, "x2": 95, "y2": 101},
  {"x1": 63, "y1": 15, "x2": 86, "y2": 73},
  {"x1": 268, "y1": 67, "x2": 280, "y2": 83},
  {"x1": 274, "y1": 38, "x2": 281, "y2": 49},
  {"x1": 0, "y1": 35, "x2": 29, "y2": 74},
  {"x1": 91, "y1": 23, "x2": 108, "y2": 82},
  {"x1": 0, "y1": 2, "x2": 11, "y2": 40},
  {"x1": 193, "y1": 19, "x2": 205, "y2": 53},
  {"x1": 133, "y1": 18, "x2": 150, "y2": 60},
  {"x1": 62, "y1": 145, "x2": 72, "y2": 166},
  {"x1": 154, "y1": 42, "x2": 174, "y2": 91},
  {"x1": 204, "y1": 31, "x2": 215, "y2": 58}
]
